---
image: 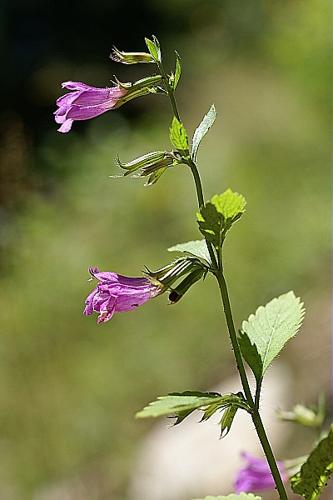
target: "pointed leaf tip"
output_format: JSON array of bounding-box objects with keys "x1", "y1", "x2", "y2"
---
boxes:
[{"x1": 191, "y1": 104, "x2": 217, "y2": 162}]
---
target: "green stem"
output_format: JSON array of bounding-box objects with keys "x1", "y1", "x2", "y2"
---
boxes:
[
  {"x1": 187, "y1": 159, "x2": 218, "y2": 269},
  {"x1": 216, "y1": 272, "x2": 253, "y2": 404},
  {"x1": 252, "y1": 412, "x2": 289, "y2": 500},
  {"x1": 216, "y1": 271, "x2": 288, "y2": 500},
  {"x1": 157, "y1": 60, "x2": 181, "y2": 122},
  {"x1": 159, "y1": 52, "x2": 288, "y2": 499},
  {"x1": 255, "y1": 377, "x2": 263, "y2": 410},
  {"x1": 158, "y1": 58, "x2": 218, "y2": 269}
]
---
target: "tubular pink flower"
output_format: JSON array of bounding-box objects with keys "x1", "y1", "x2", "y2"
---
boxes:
[
  {"x1": 235, "y1": 452, "x2": 287, "y2": 493},
  {"x1": 54, "y1": 81, "x2": 128, "y2": 133},
  {"x1": 83, "y1": 267, "x2": 161, "y2": 324}
]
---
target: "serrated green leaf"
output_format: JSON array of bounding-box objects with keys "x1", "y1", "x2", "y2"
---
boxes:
[
  {"x1": 193, "y1": 494, "x2": 262, "y2": 500},
  {"x1": 136, "y1": 391, "x2": 249, "y2": 426},
  {"x1": 144, "y1": 36, "x2": 161, "y2": 62},
  {"x1": 191, "y1": 104, "x2": 217, "y2": 162},
  {"x1": 211, "y1": 190, "x2": 246, "y2": 222},
  {"x1": 239, "y1": 291, "x2": 305, "y2": 381},
  {"x1": 168, "y1": 240, "x2": 211, "y2": 265},
  {"x1": 169, "y1": 117, "x2": 189, "y2": 152},
  {"x1": 197, "y1": 189, "x2": 246, "y2": 247},
  {"x1": 291, "y1": 427, "x2": 333, "y2": 500},
  {"x1": 136, "y1": 391, "x2": 221, "y2": 419}
]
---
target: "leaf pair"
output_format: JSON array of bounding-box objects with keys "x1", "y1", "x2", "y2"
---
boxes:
[
  {"x1": 136, "y1": 391, "x2": 250, "y2": 437},
  {"x1": 169, "y1": 104, "x2": 217, "y2": 159}
]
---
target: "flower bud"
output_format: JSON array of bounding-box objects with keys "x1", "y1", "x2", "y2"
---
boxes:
[
  {"x1": 168, "y1": 267, "x2": 206, "y2": 303},
  {"x1": 117, "y1": 151, "x2": 177, "y2": 175},
  {"x1": 117, "y1": 150, "x2": 182, "y2": 186},
  {"x1": 111, "y1": 47, "x2": 155, "y2": 65}
]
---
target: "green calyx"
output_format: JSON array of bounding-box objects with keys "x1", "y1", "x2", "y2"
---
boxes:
[
  {"x1": 111, "y1": 46, "x2": 154, "y2": 65},
  {"x1": 116, "y1": 150, "x2": 182, "y2": 186},
  {"x1": 145, "y1": 257, "x2": 207, "y2": 290},
  {"x1": 168, "y1": 267, "x2": 206, "y2": 304}
]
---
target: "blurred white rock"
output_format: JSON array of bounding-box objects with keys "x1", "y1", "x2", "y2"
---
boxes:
[{"x1": 128, "y1": 362, "x2": 293, "y2": 500}]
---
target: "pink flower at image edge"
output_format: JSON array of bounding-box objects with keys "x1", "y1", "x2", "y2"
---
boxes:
[
  {"x1": 235, "y1": 452, "x2": 287, "y2": 493},
  {"x1": 84, "y1": 267, "x2": 161, "y2": 324},
  {"x1": 54, "y1": 81, "x2": 128, "y2": 133}
]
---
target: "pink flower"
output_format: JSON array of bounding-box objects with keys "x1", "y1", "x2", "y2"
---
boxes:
[
  {"x1": 235, "y1": 452, "x2": 287, "y2": 493},
  {"x1": 83, "y1": 267, "x2": 162, "y2": 324},
  {"x1": 54, "y1": 81, "x2": 128, "y2": 133}
]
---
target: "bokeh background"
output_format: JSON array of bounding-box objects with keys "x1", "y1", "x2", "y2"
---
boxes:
[{"x1": 0, "y1": 0, "x2": 331, "y2": 499}]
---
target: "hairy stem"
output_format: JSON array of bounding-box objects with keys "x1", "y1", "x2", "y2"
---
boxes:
[
  {"x1": 217, "y1": 271, "x2": 288, "y2": 500},
  {"x1": 255, "y1": 377, "x2": 263, "y2": 410},
  {"x1": 187, "y1": 159, "x2": 218, "y2": 269},
  {"x1": 188, "y1": 158, "x2": 288, "y2": 498},
  {"x1": 160, "y1": 53, "x2": 288, "y2": 498},
  {"x1": 157, "y1": 60, "x2": 181, "y2": 122},
  {"x1": 158, "y1": 58, "x2": 218, "y2": 269},
  {"x1": 216, "y1": 272, "x2": 253, "y2": 404}
]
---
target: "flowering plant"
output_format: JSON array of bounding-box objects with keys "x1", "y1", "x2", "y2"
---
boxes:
[{"x1": 56, "y1": 36, "x2": 332, "y2": 500}]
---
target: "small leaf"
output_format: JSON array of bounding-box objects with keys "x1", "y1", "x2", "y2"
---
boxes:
[
  {"x1": 168, "y1": 240, "x2": 211, "y2": 265},
  {"x1": 136, "y1": 391, "x2": 249, "y2": 427},
  {"x1": 239, "y1": 291, "x2": 305, "y2": 381},
  {"x1": 169, "y1": 117, "x2": 189, "y2": 152},
  {"x1": 191, "y1": 104, "x2": 217, "y2": 162},
  {"x1": 173, "y1": 52, "x2": 182, "y2": 89},
  {"x1": 193, "y1": 494, "x2": 262, "y2": 500},
  {"x1": 144, "y1": 36, "x2": 161, "y2": 62},
  {"x1": 291, "y1": 426, "x2": 333, "y2": 500},
  {"x1": 197, "y1": 189, "x2": 246, "y2": 247}
]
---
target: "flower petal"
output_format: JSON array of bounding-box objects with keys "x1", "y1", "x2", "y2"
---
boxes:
[
  {"x1": 56, "y1": 90, "x2": 81, "y2": 107},
  {"x1": 61, "y1": 81, "x2": 93, "y2": 91},
  {"x1": 66, "y1": 104, "x2": 112, "y2": 120},
  {"x1": 57, "y1": 119, "x2": 74, "y2": 133},
  {"x1": 97, "y1": 296, "x2": 117, "y2": 323},
  {"x1": 71, "y1": 89, "x2": 115, "y2": 106}
]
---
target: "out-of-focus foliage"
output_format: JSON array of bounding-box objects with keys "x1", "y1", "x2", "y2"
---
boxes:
[
  {"x1": 291, "y1": 427, "x2": 333, "y2": 499},
  {"x1": 0, "y1": 0, "x2": 330, "y2": 498}
]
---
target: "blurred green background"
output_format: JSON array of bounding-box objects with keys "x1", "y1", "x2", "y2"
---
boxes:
[{"x1": 0, "y1": 0, "x2": 331, "y2": 498}]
